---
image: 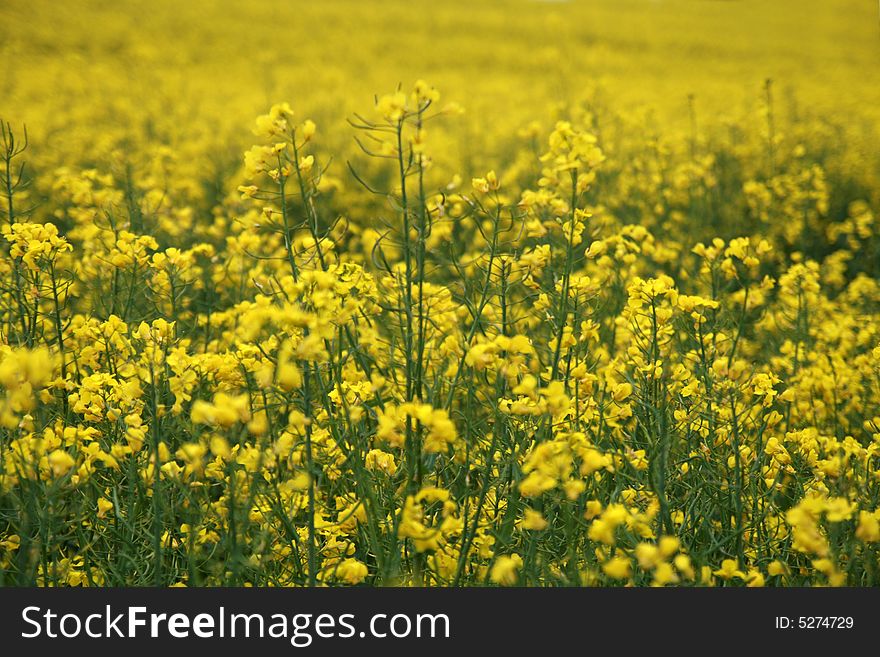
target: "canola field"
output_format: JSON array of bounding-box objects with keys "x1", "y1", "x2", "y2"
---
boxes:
[{"x1": 1, "y1": 0, "x2": 880, "y2": 586}]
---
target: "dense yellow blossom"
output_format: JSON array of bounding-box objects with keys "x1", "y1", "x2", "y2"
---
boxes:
[{"x1": 0, "y1": 0, "x2": 878, "y2": 588}]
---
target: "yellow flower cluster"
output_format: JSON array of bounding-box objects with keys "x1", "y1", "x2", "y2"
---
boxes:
[{"x1": 1, "y1": 0, "x2": 880, "y2": 587}]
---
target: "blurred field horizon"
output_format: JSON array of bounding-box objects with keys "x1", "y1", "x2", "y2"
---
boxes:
[{"x1": 2, "y1": 0, "x2": 879, "y2": 164}]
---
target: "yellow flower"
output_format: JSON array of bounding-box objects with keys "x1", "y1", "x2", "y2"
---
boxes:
[
  {"x1": 365, "y1": 449, "x2": 397, "y2": 475},
  {"x1": 97, "y1": 497, "x2": 114, "y2": 519},
  {"x1": 653, "y1": 562, "x2": 679, "y2": 586},
  {"x1": 673, "y1": 554, "x2": 695, "y2": 580},
  {"x1": 658, "y1": 536, "x2": 680, "y2": 558},
  {"x1": 825, "y1": 498, "x2": 855, "y2": 523},
  {"x1": 856, "y1": 510, "x2": 880, "y2": 542},
  {"x1": 746, "y1": 569, "x2": 765, "y2": 587},
  {"x1": 335, "y1": 558, "x2": 369, "y2": 585},
  {"x1": 767, "y1": 561, "x2": 788, "y2": 577},
  {"x1": 584, "y1": 500, "x2": 603, "y2": 520},
  {"x1": 635, "y1": 543, "x2": 660, "y2": 570},
  {"x1": 48, "y1": 450, "x2": 75, "y2": 477},
  {"x1": 521, "y1": 508, "x2": 548, "y2": 531},
  {"x1": 714, "y1": 559, "x2": 746, "y2": 581},
  {"x1": 376, "y1": 91, "x2": 408, "y2": 122},
  {"x1": 602, "y1": 557, "x2": 632, "y2": 580},
  {"x1": 490, "y1": 555, "x2": 523, "y2": 586},
  {"x1": 612, "y1": 382, "x2": 633, "y2": 402}
]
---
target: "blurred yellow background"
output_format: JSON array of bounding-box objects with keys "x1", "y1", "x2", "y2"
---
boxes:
[{"x1": 2, "y1": 0, "x2": 877, "y2": 165}]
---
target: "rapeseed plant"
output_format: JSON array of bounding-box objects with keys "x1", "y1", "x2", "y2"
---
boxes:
[{"x1": 1, "y1": 0, "x2": 879, "y2": 588}]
